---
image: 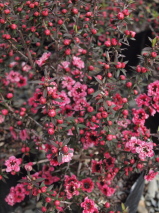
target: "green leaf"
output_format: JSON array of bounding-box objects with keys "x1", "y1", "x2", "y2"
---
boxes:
[
  {"x1": 47, "y1": 185, "x2": 54, "y2": 191},
  {"x1": 77, "y1": 124, "x2": 87, "y2": 128},
  {"x1": 50, "y1": 141, "x2": 59, "y2": 148},
  {"x1": 152, "y1": 37, "x2": 157, "y2": 47},
  {"x1": 92, "y1": 90, "x2": 101, "y2": 98},
  {"x1": 63, "y1": 138, "x2": 71, "y2": 145},
  {"x1": 35, "y1": 178, "x2": 45, "y2": 182},
  {"x1": 94, "y1": 76, "x2": 102, "y2": 84},
  {"x1": 121, "y1": 203, "x2": 126, "y2": 211}
]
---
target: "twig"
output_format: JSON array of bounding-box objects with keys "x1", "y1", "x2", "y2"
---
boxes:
[
  {"x1": 1, "y1": 158, "x2": 50, "y2": 172},
  {"x1": 0, "y1": 93, "x2": 43, "y2": 128},
  {"x1": 8, "y1": 40, "x2": 28, "y2": 61},
  {"x1": 18, "y1": 30, "x2": 36, "y2": 70}
]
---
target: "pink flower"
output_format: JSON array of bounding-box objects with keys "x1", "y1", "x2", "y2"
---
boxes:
[
  {"x1": 5, "y1": 156, "x2": 22, "y2": 173},
  {"x1": 19, "y1": 129, "x2": 30, "y2": 141},
  {"x1": 144, "y1": 170, "x2": 158, "y2": 181},
  {"x1": 125, "y1": 136, "x2": 139, "y2": 153},
  {"x1": 64, "y1": 175, "x2": 78, "y2": 185},
  {"x1": 103, "y1": 152, "x2": 116, "y2": 169},
  {"x1": 62, "y1": 148, "x2": 74, "y2": 163},
  {"x1": 5, "y1": 193, "x2": 15, "y2": 206},
  {"x1": 148, "y1": 106, "x2": 156, "y2": 116},
  {"x1": 137, "y1": 141, "x2": 154, "y2": 160},
  {"x1": 153, "y1": 96, "x2": 159, "y2": 112},
  {"x1": 135, "y1": 93, "x2": 151, "y2": 107},
  {"x1": 72, "y1": 56, "x2": 85, "y2": 69},
  {"x1": 117, "y1": 119, "x2": 131, "y2": 128},
  {"x1": 0, "y1": 114, "x2": 5, "y2": 123},
  {"x1": 81, "y1": 197, "x2": 98, "y2": 213},
  {"x1": 21, "y1": 62, "x2": 32, "y2": 72},
  {"x1": 47, "y1": 81, "x2": 57, "y2": 95},
  {"x1": 148, "y1": 80, "x2": 159, "y2": 96},
  {"x1": 67, "y1": 129, "x2": 74, "y2": 135},
  {"x1": 6, "y1": 70, "x2": 20, "y2": 83},
  {"x1": 58, "y1": 61, "x2": 70, "y2": 71},
  {"x1": 52, "y1": 91, "x2": 70, "y2": 107},
  {"x1": 81, "y1": 178, "x2": 94, "y2": 193},
  {"x1": 10, "y1": 130, "x2": 18, "y2": 140},
  {"x1": 65, "y1": 181, "x2": 81, "y2": 199},
  {"x1": 36, "y1": 52, "x2": 51, "y2": 67},
  {"x1": 5, "y1": 184, "x2": 26, "y2": 206},
  {"x1": 17, "y1": 76, "x2": 28, "y2": 87},
  {"x1": 64, "y1": 175, "x2": 81, "y2": 199},
  {"x1": 91, "y1": 160, "x2": 102, "y2": 173},
  {"x1": 112, "y1": 93, "x2": 124, "y2": 111},
  {"x1": 24, "y1": 162, "x2": 33, "y2": 171},
  {"x1": 68, "y1": 82, "x2": 87, "y2": 101},
  {"x1": 62, "y1": 76, "x2": 75, "y2": 90},
  {"x1": 61, "y1": 61, "x2": 70, "y2": 69},
  {"x1": 73, "y1": 97, "x2": 89, "y2": 111},
  {"x1": 125, "y1": 137, "x2": 154, "y2": 160},
  {"x1": 132, "y1": 108, "x2": 149, "y2": 125},
  {"x1": 100, "y1": 184, "x2": 116, "y2": 197},
  {"x1": 136, "y1": 126, "x2": 150, "y2": 138}
]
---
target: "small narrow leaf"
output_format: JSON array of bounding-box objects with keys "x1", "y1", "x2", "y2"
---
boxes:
[
  {"x1": 50, "y1": 141, "x2": 59, "y2": 148},
  {"x1": 63, "y1": 138, "x2": 71, "y2": 145},
  {"x1": 57, "y1": 154, "x2": 62, "y2": 163}
]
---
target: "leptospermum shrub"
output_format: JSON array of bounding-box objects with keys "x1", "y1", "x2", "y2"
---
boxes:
[{"x1": 1, "y1": 0, "x2": 159, "y2": 212}]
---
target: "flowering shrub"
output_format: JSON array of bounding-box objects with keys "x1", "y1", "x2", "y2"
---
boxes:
[{"x1": 1, "y1": 0, "x2": 159, "y2": 212}]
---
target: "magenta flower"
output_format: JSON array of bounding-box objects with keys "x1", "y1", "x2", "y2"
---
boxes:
[{"x1": 17, "y1": 76, "x2": 28, "y2": 87}]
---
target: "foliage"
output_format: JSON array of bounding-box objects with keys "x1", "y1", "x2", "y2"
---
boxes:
[{"x1": 0, "y1": 0, "x2": 159, "y2": 212}]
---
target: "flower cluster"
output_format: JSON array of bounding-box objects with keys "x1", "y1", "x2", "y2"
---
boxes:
[
  {"x1": 125, "y1": 137, "x2": 154, "y2": 160},
  {"x1": 1, "y1": 0, "x2": 159, "y2": 212},
  {"x1": 5, "y1": 184, "x2": 26, "y2": 206}
]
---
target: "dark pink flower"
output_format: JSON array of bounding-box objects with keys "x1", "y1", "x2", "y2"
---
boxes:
[
  {"x1": 91, "y1": 160, "x2": 102, "y2": 173},
  {"x1": 17, "y1": 76, "x2": 28, "y2": 87},
  {"x1": 100, "y1": 184, "x2": 116, "y2": 197},
  {"x1": 81, "y1": 178, "x2": 94, "y2": 193}
]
